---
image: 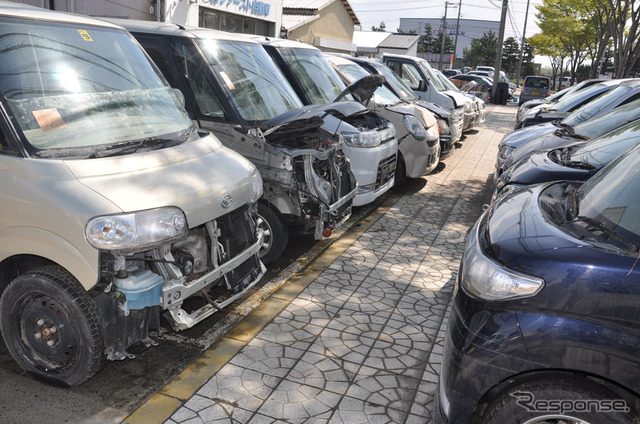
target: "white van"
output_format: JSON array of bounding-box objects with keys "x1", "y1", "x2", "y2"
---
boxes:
[{"x1": 0, "y1": 5, "x2": 264, "y2": 385}]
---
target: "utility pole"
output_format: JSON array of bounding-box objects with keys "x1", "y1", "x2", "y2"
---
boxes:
[
  {"x1": 440, "y1": 1, "x2": 456, "y2": 70},
  {"x1": 453, "y1": 0, "x2": 462, "y2": 68},
  {"x1": 492, "y1": 0, "x2": 508, "y2": 103},
  {"x1": 516, "y1": 0, "x2": 530, "y2": 87}
]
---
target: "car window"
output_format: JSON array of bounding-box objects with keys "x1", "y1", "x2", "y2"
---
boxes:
[
  {"x1": 524, "y1": 77, "x2": 550, "y2": 88},
  {"x1": 397, "y1": 62, "x2": 423, "y2": 90},
  {"x1": 572, "y1": 119, "x2": 640, "y2": 167},
  {"x1": 374, "y1": 63, "x2": 420, "y2": 102},
  {"x1": 417, "y1": 60, "x2": 448, "y2": 92},
  {"x1": 574, "y1": 98, "x2": 640, "y2": 139},
  {"x1": 562, "y1": 85, "x2": 633, "y2": 127}
]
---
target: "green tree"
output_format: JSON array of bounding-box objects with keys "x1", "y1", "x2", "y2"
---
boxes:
[
  {"x1": 463, "y1": 30, "x2": 498, "y2": 68},
  {"x1": 418, "y1": 24, "x2": 436, "y2": 53},
  {"x1": 371, "y1": 21, "x2": 387, "y2": 32},
  {"x1": 501, "y1": 37, "x2": 520, "y2": 76},
  {"x1": 529, "y1": 32, "x2": 567, "y2": 87}
]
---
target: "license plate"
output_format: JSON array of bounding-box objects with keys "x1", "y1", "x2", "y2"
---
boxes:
[{"x1": 532, "y1": 91, "x2": 539, "y2": 95}]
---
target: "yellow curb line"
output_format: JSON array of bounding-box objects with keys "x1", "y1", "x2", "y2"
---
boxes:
[{"x1": 123, "y1": 190, "x2": 405, "y2": 424}]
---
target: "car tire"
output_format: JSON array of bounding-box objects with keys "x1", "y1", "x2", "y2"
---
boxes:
[
  {"x1": 256, "y1": 202, "x2": 288, "y2": 265},
  {"x1": 0, "y1": 267, "x2": 107, "y2": 386},
  {"x1": 479, "y1": 376, "x2": 638, "y2": 424}
]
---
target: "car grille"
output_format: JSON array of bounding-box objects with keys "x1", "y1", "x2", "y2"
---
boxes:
[{"x1": 376, "y1": 155, "x2": 397, "y2": 189}]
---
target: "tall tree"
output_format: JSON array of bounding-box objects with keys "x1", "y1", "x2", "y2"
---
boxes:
[
  {"x1": 502, "y1": 37, "x2": 520, "y2": 76},
  {"x1": 529, "y1": 32, "x2": 567, "y2": 87},
  {"x1": 371, "y1": 22, "x2": 387, "y2": 32},
  {"x1": 418, "y1": 24, "x2": 436, "y2": 53},
  {"x1": 596, "y1": 0, "x2": 640, "y2": 77},
  {"x1": 463, "y1": 30, "x2": 498, "y2": 68}
]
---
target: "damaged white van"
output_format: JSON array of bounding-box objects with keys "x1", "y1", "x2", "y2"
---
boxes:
[
  {"x1": 114, "y1": 21, "x2": 358, "y2": 264},
  {"x1": 0, "y1": 6, "x2": 264, "y2": 385}
]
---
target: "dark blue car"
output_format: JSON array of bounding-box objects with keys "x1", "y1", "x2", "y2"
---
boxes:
[{"x1": 435, "y1": 145, "x2": 640, "y2": 423}]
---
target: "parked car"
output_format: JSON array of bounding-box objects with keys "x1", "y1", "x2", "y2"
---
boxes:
[
  {"x1": 494, "y1": 118, "x2": 640, "y2": 199},
  {"x1": 435, "y1": 144, "x2": 640, "y2": 424},
  {"x1": 436, "y1": 69, "x2": 485, "y2": 129},
  {"x1": 496, "y1": 80, "x2": 640, "y2": 179},
  {"x1": 343, "y1": 55, "x2": 460, "y2": 158},
  {"x1": 380, "y1": 53, "x2": 468, "y2": 136},
  {"x1": 517, "y1": 79, "x2": 606, "y2": 120},
  {"x1": 253, "y1": 37, "x2": 398, "y2": 207},
  {"x1": 515, "y1": 79, "x2": 623, "y2": 129},
  {"x1": 0, "y1": 5, "x2": 266, "y2": 386},
  {"x1": 325, "y1": 55, "x2": 440, "y2": 180},
  {"x1": 518, "y1": 75, "x2": 551, "y2": 106},
  {"x1": 449, "y1": 74, "x2": 492, "y2": 102},
  {"x1": 475, "y1": 65, "x2": 494, "y2": 73},
  {"x1": 114, "y1": 21, "x2": 358, "y2": 264},
  {"x1": 442, "y1": 69, "x2": 461, "y2": 77}
]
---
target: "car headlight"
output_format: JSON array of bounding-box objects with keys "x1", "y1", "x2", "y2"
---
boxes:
[
  {"x1": 437, "y1": 118, "x2": 449, "y2": 135},
  {"x1": 461, "y1": 218, "x2": 544, "y2": 300},
  {"x1": 86, "y1": 207, "x2": 188, "y2": 252},
  {"x1": 498, "y1": 145, "x2": 515, "y2": 160},
  {"x1": 342, "y1": 123, "x2": 395, "y2": 148},
  {"x1": 250, "y1": 169, "x2": 264, "y2": 203},
  {"x1": 452, "y1": 108, "x2": 463, "y2": 122},
  {"x1": 464, "y1": 101, "x2": 472, "y2": 112},
  {"x1": 403, "y1": 115, "x2": 427, "y2": 141}
]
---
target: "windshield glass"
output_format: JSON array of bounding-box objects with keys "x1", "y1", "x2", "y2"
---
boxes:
[
  {"x1": 417, "y1": 59, "x2": 448, "y2": 92},
  {"x1": 197, "y1": 39, "x2": 302, "y2": 123},
  {"x1": 374, "y1": 63, "x2": 419, "y2": 102},
  {"x1": 571, "y1": 120, "x2": 640, "y2": 167},
  {"x1": 578, "y1": 146, "x2": 640, "y2": 243},
  {"x1": 279, "y1": 47, "x2": 346, "y2": 104},
  {"x1": 336, "y1": 64, "x2": 401, "y2": 105},
  {"x1": 550, "y1": 83, "x2": 609, "y2": 112},
  {"x1": 436, "y1": 70, "x2": 461, "y2": 92},
  {"x1": 573, "y1": 98, "x2": 640, "y2": 139},
  {"x1": 0, "y1": 17, "x2": 193, "y2": 158},
  {"x1": 562, "y1": 85, "x2": 633, "y2": 127}
]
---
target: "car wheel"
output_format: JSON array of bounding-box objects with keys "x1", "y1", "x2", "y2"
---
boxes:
[
  {"x1": 479, "y1": 376, "x2": 638, "y2": 424},
  {"x1": 0, "y1": 267, "x2": 106, "y2": 386},
  {"x1": 256, "y1": 202, "x2": 288, "y2": 265}
]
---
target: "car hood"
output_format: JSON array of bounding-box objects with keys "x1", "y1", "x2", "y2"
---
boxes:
[
  {"x1": 505, "y1": 132, "x2": 588, "y2": 169},
  {"x1": 445, "y1": 90, "x2": 470, "y2": 108},
  {"x1": 500, "y1": 121, "x2": 558, "y2": 149},
  {"x1": 498, "y1": 150, "x2": 592, "y2": 190},
  {"x1": 387, "y1": 103, "x2": 437, "y2": 128},
  {"x1": 261, "y1": 102, "x2": 369, "y2": 131},
  {"x1": 64, "y1": 133, "x2": 257, "y2": 228},
  {"x1": 334, "y1": 74, "x2": 385, "y2": 103},
  {"x1": 414, "y1": 100, "x2": 450, "y2": 120}
]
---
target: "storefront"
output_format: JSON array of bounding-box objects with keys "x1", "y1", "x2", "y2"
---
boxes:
[{"x1": 197, "y1": 0, "x2": 282, "y2": 37}]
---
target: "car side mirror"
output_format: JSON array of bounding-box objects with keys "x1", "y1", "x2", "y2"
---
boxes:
[{"x1": 418, "y1": 79, "x2": 428, "y2": 92}]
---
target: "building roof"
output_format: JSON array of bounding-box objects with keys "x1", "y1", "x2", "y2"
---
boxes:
[
  {"x1": 352, "y1": 31, "x2": 392, "y2": 49},
  {"x1": 379, "y1": 33, "x2": 419, "y2": 49},
  {"x1": 281, "y1": 14, "x2": 321, "y2": 32},
  {"x1": 283, "y1": 0, "x2": 360, "y2": 25}
]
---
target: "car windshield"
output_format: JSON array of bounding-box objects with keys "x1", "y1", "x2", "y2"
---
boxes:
[
  {"x1": 337, "y1": 64, "x2": 401, "y2": 106},
  {"x1": 572, "y1": 98, "x2": 640, "y2": 139},
  {"x1": 571, "y1": 119, "x2": 640, "y2": 167},
  {"x1": 417, "y1": 59, "x2": 448, "y2": 92},
  {"x1": 374, "y1": 63, "x2": 420, "y2": 102},
  {"x1": 0, "y1": 17, "x2": 194, "y2": 158},
  {"x1": 562, "y1": 85, "x2": 633, "y2": 128},
  {"x1": 279, "y1": 47, "x2": 347, "y2": 104},
  {"x1": 578, "y1": 145, "x2": 640, "y2": 243},
  {"x1": 550, "y1": 83, "x2": 610, "y2": 112},
  {"x1": 196, "y1": 39, "x2": 302, "y2": 123},
  {"x1": 436, "y1": 71, "x2": 461, "y2": 92}
]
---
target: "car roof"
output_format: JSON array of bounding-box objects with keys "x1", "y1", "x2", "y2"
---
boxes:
[
  {"x1": 248, "y1": 35, "x2": 319, "y2": 50},
  {"x1": 104, "y1": 17, "x2": 262, "y2": 44},
  {"x1": 0, "y1": 1, "x2": 123, "y2": 29}
]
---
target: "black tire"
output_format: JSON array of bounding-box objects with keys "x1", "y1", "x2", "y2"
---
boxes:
[
  {"x1": 0, "y1": 267, "x2": 106, "y2": 386},
  {"x1": 256, "y1": 202, "x2": 289, "y2": 265},
  {"x1": 479, "y1": 376, "x2": 638, "y2": 424}
]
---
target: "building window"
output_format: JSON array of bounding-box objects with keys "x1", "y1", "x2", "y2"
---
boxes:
[{"x1": 199, "y1": 8, "x2": 271, "y2": 36}]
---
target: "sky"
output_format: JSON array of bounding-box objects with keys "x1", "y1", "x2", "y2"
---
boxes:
[{"x1": 349, "y1": 0, "x2": 545, "y2": 47}]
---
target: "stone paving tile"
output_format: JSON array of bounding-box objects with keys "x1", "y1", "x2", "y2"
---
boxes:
[{"x1": 162, "y1": 104, "x2": 516, "y2": 423}]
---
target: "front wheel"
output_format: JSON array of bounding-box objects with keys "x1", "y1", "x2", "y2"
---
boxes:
[
  {"x1": 0, "y1": 267, "x2": 106, "y2": 386},
  {"x1": 256, "y1": 203, "x2": 289, "y2": 265},
  {"x1": 479, "y1": 376, "x2": 638, "y2": 424}
]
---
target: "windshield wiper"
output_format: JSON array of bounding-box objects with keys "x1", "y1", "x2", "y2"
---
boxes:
[
  {"x1": 88, "y1": 127, "x2": 195, "y2": 158},
  {"x1": 574, "y1": 215, "x2": 638, "y2": 252}
]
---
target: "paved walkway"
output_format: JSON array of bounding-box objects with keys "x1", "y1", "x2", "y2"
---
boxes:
[{"x1": 125, "y1": 102, "x2": 517, "y2": 424}]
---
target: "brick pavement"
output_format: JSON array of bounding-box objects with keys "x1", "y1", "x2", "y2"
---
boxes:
[{"x1": 127, "y1": 102, "x2": 518, "y2": 424}]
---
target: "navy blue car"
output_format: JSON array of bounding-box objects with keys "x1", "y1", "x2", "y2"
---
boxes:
[
  {"x1": 494, "y1": 118, "x2": 640, "y2": 199},
  {"x1": 435, "y1": 145, "x2": 640, "y2": 423}
]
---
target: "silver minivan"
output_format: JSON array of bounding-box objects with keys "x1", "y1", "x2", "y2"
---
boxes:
[
  {"x1": 0, "y1": 5, "x2": 265, "y2": 385},
  {"x1": 113, "y1": 21, "x2": 358, "y2": 264}
]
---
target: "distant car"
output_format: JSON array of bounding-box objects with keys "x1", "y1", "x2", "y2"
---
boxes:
[
  {"x1": 475, "y1": 65, "x2": 494, "y2": 73},
  {"x1": 518, "y1": 75, "x2": 551, "y2": 105},
  {"x1": 435, "y1": 143, "x2": 640, "y2": 424},
  {"x1": 517, "y1": 79, "x2": 607, "y2": 120},
  {"x1": 442, "y1": 69, "x2": 461, "y2": 77}
]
